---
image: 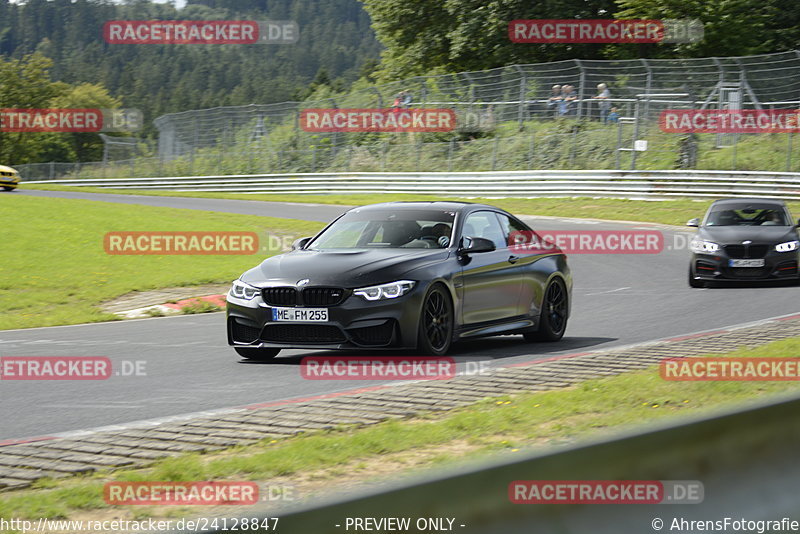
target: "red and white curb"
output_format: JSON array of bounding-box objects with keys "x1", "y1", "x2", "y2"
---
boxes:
[{"x1": 115, "y1": 294, "x2": 226, "y2": 319}]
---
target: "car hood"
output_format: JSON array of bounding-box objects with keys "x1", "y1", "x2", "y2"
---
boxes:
[
  {"x1": 239, "y1": 248, "x2": 452, "y2": 287},
  {"x1": 698, "y1": 226, "x2": 798, "y2": 245}
]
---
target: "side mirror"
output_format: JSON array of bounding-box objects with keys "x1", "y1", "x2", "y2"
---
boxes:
[
  {"x1": 796, "y1": 218, "x2": 800, "y2": 227},
  {"x1": 460, "y1": 236, "x2": 496, "y2": 254},
  {"x1": 686, "y1": 218, "x2": 700, "y2": 227},
  {"x1": 291, "y1": 237, "x2": 312, "y2": 250}
]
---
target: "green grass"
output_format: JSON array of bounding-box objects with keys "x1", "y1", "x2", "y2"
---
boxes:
[
  {"x1": 0, "y1": 194, "x2": 323, "y2": 330},
  {"x1": 20, "y1": 184, "x2": 800, "y2": 227},
  {"x1": 1, "y1": 338, "x2": 799, "y2": 522}
]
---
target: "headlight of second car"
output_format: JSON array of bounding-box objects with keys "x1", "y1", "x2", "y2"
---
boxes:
[
  {"x1": 353, "y1": 280, "x2": 416, "y2": 301},
  {"x1": 230, "y1": 279, "x2": 259, "y2": 300},
  {"x1": 690, "y1": 239, "x2": 720, "y2": 254},
  {"x1": 775, "y1": 240, "x2": 800, "y2": 253}
]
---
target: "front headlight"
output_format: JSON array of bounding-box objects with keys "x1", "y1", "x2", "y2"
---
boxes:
[
  {"x1": 230, "y1": 279, "x2": 259, "y2": 300},
  {"x1": 776, "y1": 240, "x2": 800, "y2": 252},
  {"x1": 353, "y1": 280, "x2": 416, "y2": 301},
  {"x1": 690, "y1": 239, "x2": 720, "y2": 254}
]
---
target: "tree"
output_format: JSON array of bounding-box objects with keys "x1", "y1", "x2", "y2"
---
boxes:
[
  {"x1": 51, "y1": 83, "x2": 123, "y2": 162},
  {"x1": 362, "y1": 0, "x2": 618, "y2": 81},
  {"x1": 0, "y1": 53, "x2": 71, "y2": 164}
]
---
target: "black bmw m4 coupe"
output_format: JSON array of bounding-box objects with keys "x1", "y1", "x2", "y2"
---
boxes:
[
  {"x1": 688, "y1": 198, "x2": 800, "y2": 287},
  {"x1": 226, "y1": 201, "x2": 571, "y2": 359}
]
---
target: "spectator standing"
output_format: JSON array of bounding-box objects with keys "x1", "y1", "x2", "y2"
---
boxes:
[
  {"x1": 547, "y1": 85, "x2": 562, "y2": 118},
  {"x1": 593, "y1": 83, "x2": 611, "y2": 121},
  {"x1": 561, "y1": 85, "x2": 577, "y2": 116}
]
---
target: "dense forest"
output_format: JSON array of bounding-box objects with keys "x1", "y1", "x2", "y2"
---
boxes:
[{"x1": 0, "y1": 0, "x2": 381, "y2": 123}]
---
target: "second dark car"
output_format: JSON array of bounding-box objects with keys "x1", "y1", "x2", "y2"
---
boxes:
[
  {"x1": 687, "y1": 198, "x2": 800, "y2": 287},
  {"x1": 226, "y1": 201, "x2": 571, "y2": 359}
]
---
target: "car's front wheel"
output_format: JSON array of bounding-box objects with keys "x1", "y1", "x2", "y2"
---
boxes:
[
  {"x1": 524, "y1": 278, "x2": 568, "y2": 342},
  {"x1": 234, "y1": 347, "x2": 281, "y2": 361},
  {"x1": 417, "y1": 284, "x2": 453, "y2": 356}
]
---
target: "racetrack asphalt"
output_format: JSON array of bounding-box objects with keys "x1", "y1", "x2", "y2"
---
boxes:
[{"x1": 2, "y1": 189, "x2": 798, "y2": 440}]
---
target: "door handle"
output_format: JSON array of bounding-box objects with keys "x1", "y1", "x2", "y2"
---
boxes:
[{"x1": 508, "y1": 255, "x2": 520, "y2": 264}]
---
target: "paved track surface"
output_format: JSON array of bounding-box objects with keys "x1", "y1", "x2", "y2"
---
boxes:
[{"x1": 2, "y1": 189, "x2": 798, "y2": 440}]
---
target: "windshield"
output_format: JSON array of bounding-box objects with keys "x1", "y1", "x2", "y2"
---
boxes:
[
  {"x1": 308, "y1": 208, "x2": 456, "y2": 250},
  {"x1": 704, "y1": 206, "x2": 789, "y2": 226}
]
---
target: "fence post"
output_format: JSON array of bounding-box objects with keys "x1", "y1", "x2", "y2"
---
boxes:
[
  {"x1": 788, "y1": 131, "x2": 794, "y2": 172},
  {"x1": 575, "y1": 59, "x2": 585, "y2": 119},
  {"x1": 631, "y1": 100, "x2": 641, "y2": 170},
  {"x1": 448, "y1": 139, "x2": 455, "y2": 172},
  {"x1": 640, "y1": 58, "x2": 653, "y2": 133},
  {"x1": 527, "y1": 132, "x2": 535, "y2": 169},
  {"x1": 515, "y1": 65, "x2": 527, "y2": 131}
]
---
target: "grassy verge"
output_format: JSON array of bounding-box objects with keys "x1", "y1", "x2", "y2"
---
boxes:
[
  {"x1": 1, "y1": 338, "x2": 799, "y2": 522},
  {"x1": 0, "y1": 194, "x2": 323, "y2": 330},
  {"x1": 22, "y1": 183, "x2": 800, "y2": 227}
]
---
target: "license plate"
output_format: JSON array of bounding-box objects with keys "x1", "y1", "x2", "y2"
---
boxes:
[
  {"x1": 729, "y1": 259, "x2": 765, "y2": 267},
  {"x1": 271, "y1": 307, "x2": 328, "y2": 322}
]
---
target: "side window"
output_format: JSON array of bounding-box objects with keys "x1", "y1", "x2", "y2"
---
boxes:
[
  {"x1": 496, "y1": 213, "x2": 529, "y2": 247},
  {"x1": 463, "y1": 211, "x2": 507, "y2": 249}
]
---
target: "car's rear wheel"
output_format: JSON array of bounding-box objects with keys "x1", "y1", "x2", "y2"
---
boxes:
[
  {"x1": 417, "y1": 284, "x2": 453, "y2": 356},
  {"x1": 524, "y1": 278, "x2": 568, "y2": 342},
  {"x1": 234, "y1": 347, "x2": 280, "y2": 361},
  {"x1": 2, "y1": 187, "x2": 14, "y2": 191},
  {"x1": 688, "y1": 266, "x2": 706, "y2": 288}
]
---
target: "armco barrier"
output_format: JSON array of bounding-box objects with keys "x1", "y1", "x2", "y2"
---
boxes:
[
  {"x1": 28, "y1": 170, "x2": 800, "y2": 200},
  {"x1": 241, "y1": 391, "x2": 800, "y2": 534}
]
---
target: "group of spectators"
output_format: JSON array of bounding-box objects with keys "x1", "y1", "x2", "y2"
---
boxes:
[
  {"x1": 546, "y1": 83, "x2": 619, "y2": 123},
  {"x1": 388, "y1": 84, "x2": 620, "y2": 124}
]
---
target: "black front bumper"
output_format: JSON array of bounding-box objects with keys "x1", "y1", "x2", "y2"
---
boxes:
[
  {"x1": 226, "y1": 287, "x2": 426, "y2": 351},
  {"x1": 691, "y1": 250, "x2": 800, "y2": 282}
]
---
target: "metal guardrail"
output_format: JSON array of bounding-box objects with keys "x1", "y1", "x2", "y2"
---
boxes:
[
  {"x1": 239, "y1": 391, "x2": 800, "y2": 534},
  {"x1": 30, "y1": 170, "x2": 800, "y2": 200}
]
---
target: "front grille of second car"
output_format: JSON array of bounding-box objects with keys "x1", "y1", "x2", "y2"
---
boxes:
[
  {"x1": 731, "y1": 267, "x2": 767, "y2": 278},
  {"x1": 261, "y1": 324, "x2": 346, "y2": 343},
  {"x1": 261, "y1": 287, "x2": 297, "y2": 306},
  {"x1": 725, "y1": 245, "x2": 769, "y2": 258}
]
